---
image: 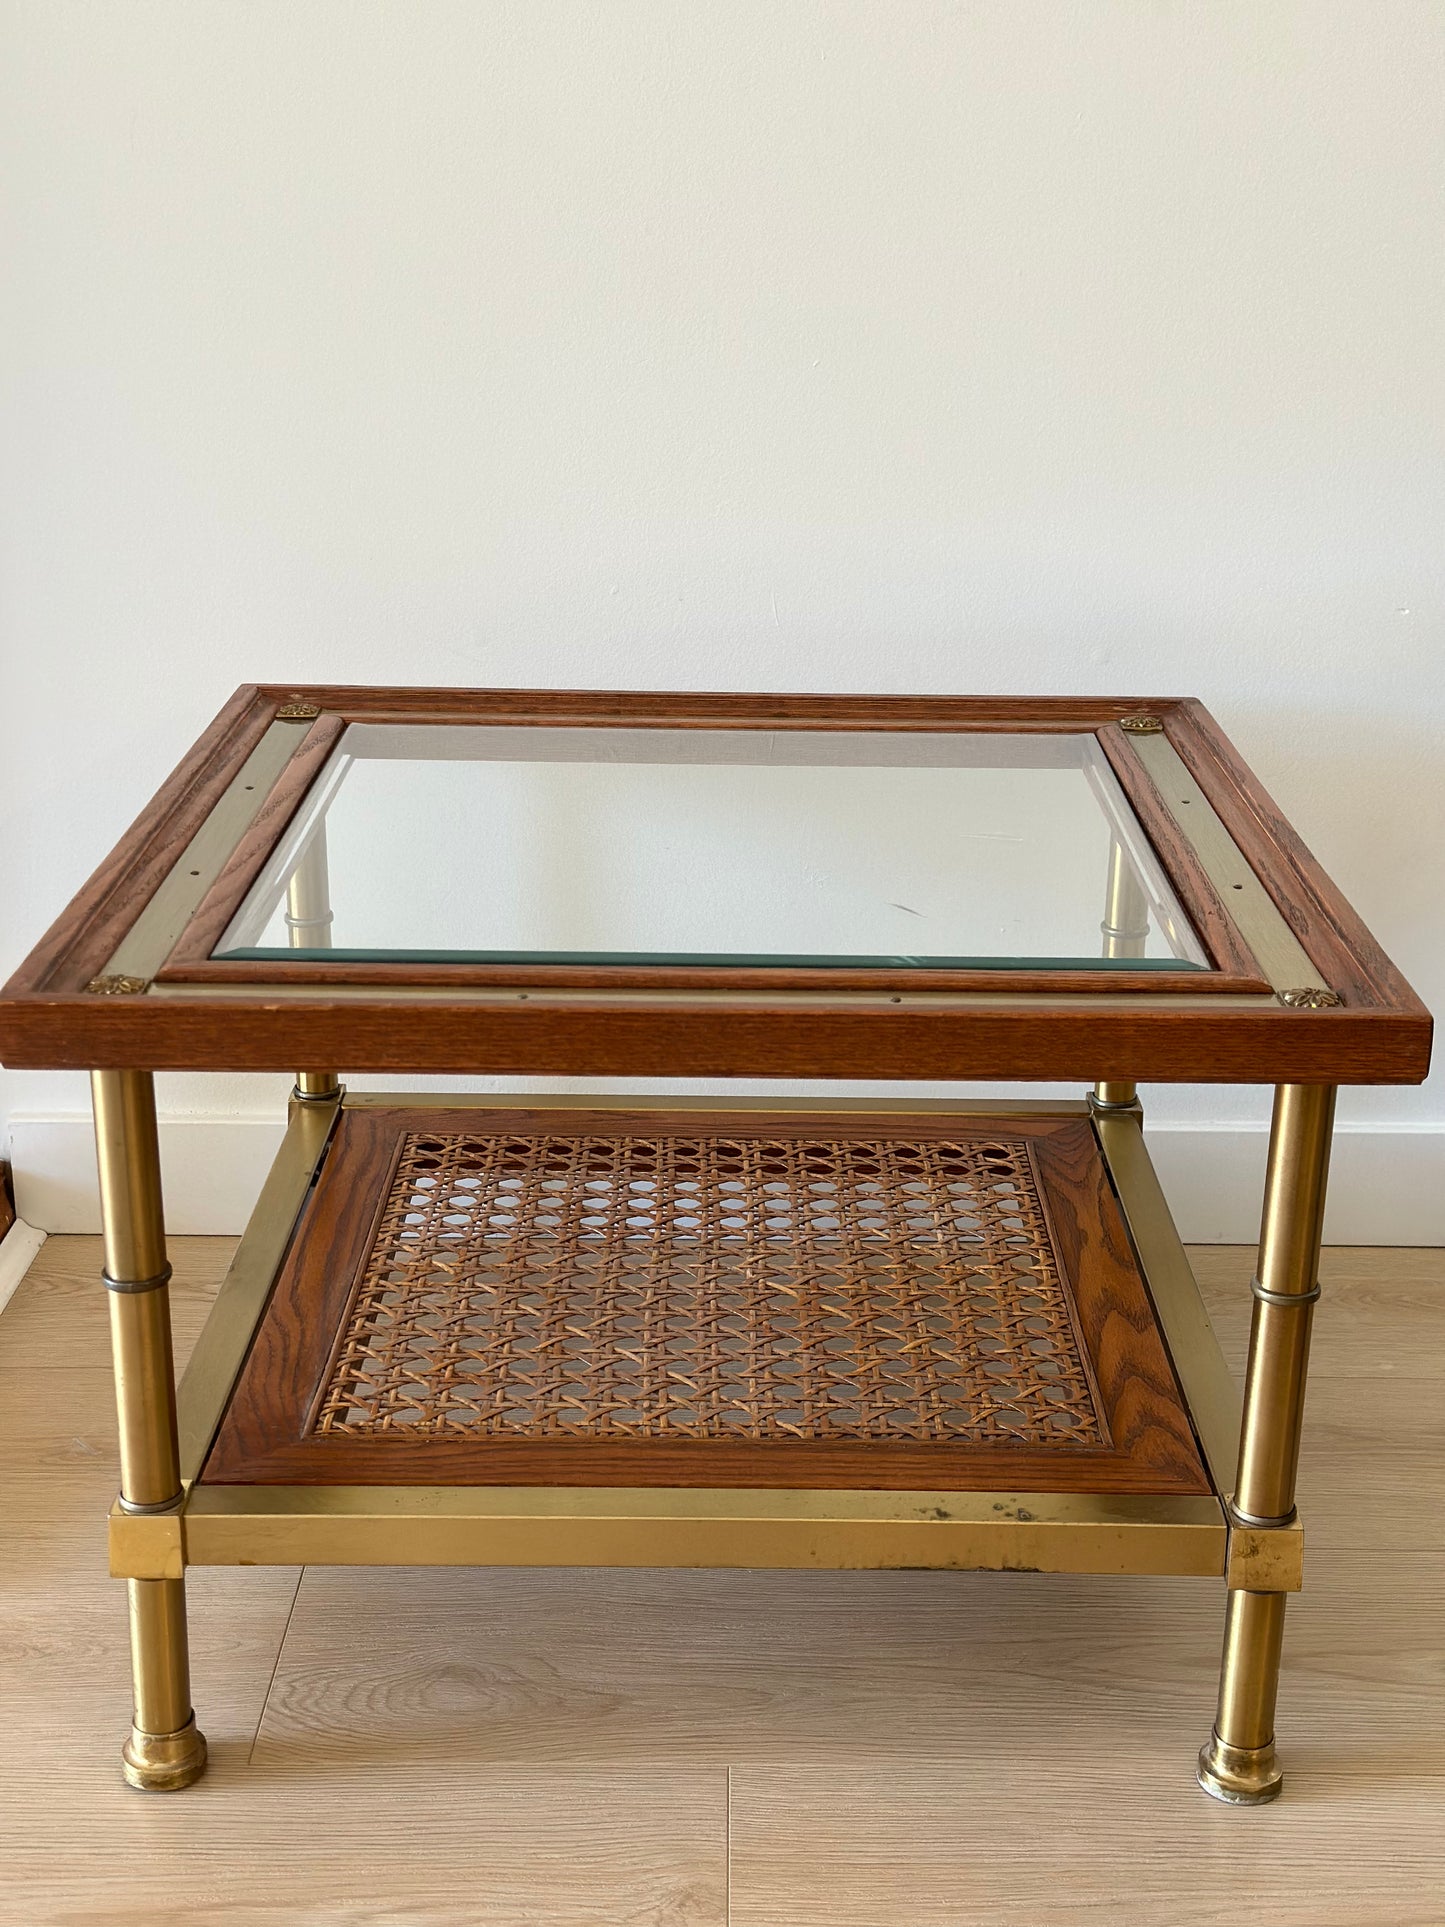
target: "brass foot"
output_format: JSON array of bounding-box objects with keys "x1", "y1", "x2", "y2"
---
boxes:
[
  {"x1": 1196, "y1": 1732, "x2": 1282, "y2": 1806},
  {"x1": 121, "y1": 1713, "x2": 208, "y2": 1792}
]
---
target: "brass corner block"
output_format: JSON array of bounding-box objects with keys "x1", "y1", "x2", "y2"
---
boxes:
[
  {"x1": 1119, "y1": 714, "x2": 1164, "y2": 734},
  {"x1": 1225, "y1": 1514, "x2": 1303, "y2": 1592},
  {"x1": 275, "y1": 701, "x2": 321, "y2": 721},
  {"x1": 110, "y1": 1502, "x2": 185, "y2": 1581},
  {"x1": 85, "y1": 974, "x2": 151, "y2": 996},
  {"x1": 1278, "y1": 987, "x2": 1344, "y2": 1010}
]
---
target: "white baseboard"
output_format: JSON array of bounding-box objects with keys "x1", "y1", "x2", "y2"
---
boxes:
[
  {"x1": 5, "y1": 1112, "x2": 1443, "y2": 1245},
  {"x1": 10, "y1": 1116, "x2": 287, "y2": 1237}
]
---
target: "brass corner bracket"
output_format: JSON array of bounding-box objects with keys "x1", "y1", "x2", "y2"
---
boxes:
[
  {"x1": 1119, "y1": 714, "x2": 1164, "y2": 734},
  {"x1": 85, "y1": 974, "x2": 150, "y2": 996},
  {"x1": 1278, "y1": 987, "x2": 1344, "y2": 1010},
  {"x1": 1224, "y1": 1512, "x2": 1304, "y2": 1592},
  {"x1": 109, "y1": 1502, "x2": 185, "y2": 1581},
  {"x1": 275, "y1": 701, "x2": 321, "y2": 721}
]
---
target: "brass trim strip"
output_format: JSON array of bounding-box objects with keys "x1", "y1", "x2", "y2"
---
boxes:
[
  {"x1": 101, "y1": 721, "x2": 313, "y2": 984},
  {"x1": 149, "y1": 980, "x2": 1282, "y2": 1010},
  {"x1": 1091, "y1": 1109, "x2": 1242, "y2": 1496},
  {"x1": 145, "y1": 1483, "x2": 1227, "y2": 1579},
  {"x1": 174, "y1": 1093, "x2": 341, "y2": 1484},
  {"x1": 1120, "y1": 732, "x2": 1330, "y2": 997}
]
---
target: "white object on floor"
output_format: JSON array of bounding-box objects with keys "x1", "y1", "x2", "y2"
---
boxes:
[{"x1": 0, "y1": 1219, "x2": 47, "y2": 1319}]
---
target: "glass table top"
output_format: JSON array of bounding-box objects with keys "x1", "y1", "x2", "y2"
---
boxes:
[{"x1": 215, "y1": 724, "x2": 1207, "y2": 972}]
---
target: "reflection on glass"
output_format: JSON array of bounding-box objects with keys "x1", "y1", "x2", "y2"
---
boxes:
[{"x1": 215, "y1": 725, "x2": 1207, "y2": 971}]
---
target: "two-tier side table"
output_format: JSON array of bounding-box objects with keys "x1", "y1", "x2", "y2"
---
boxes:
[{"x1": 0, "y1": 688, "x2": 1430, "y2": 1802}]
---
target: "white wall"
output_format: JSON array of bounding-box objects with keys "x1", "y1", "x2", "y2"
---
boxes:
[{"x1": 1, "y1": 2, "x2": 1441, "y2": 1239}]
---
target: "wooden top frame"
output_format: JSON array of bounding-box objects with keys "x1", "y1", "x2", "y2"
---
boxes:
[{"x1": 0, "y1": 685, "x2": 1431, "y2": 1084}]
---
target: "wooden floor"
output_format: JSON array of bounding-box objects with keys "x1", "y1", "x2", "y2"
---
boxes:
[{"x1": 1, "y1": 1236, "x2": 1442, "y2": 1926}]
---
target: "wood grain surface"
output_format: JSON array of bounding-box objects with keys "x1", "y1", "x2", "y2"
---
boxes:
[
  {"x1": 2, "y1": 1232, "x2": 1442, "y2": 1925},
  {"x1": 201, "y1": 1106, "x2": 1209, "y2": 1492},
  {"x1": 0, "y1": 988, "x2": 1429, "y2": 1084}
]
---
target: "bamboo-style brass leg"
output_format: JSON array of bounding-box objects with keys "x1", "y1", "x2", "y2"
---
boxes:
[
  {"x1": 1197, "y1": 1082, "x2": 1335, "y2": 1805},
  {"x1": 92, "y1": 1070, "x2": 207, "y2": 1792},
  {"x1": 1093, "y1": 834, "x2": 1149, "y2": 1115},
  {"x1": 286, "y1": 825, "x2": 341, "y2": 1107}
]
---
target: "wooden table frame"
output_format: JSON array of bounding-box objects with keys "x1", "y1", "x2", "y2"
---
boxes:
[{"x1": 0, "y1": 686, "x2": 1431, "y2": 1805}]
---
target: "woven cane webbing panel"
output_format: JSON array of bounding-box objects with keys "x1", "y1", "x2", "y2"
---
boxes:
[{"x1": 311, "y1": 1130, "x2": 1108, "y2": 1448}]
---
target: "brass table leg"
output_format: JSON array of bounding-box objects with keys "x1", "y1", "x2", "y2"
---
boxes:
[
  {"x1": 92, "y1": 1070, "x2": 207, "y2": 1792},
  {"x1": 1197, "y1": 1082, "x2": 1335, "y2": 1805},
  {"x1": 286, "y1": 824, "x2": 341, "y2": 1108},
  {"x1": 1094, "y1": 834, "x2": 1149, "y2": 1115}
]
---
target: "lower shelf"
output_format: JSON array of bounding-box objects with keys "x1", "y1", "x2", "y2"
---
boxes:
[
  {"x1": 132, "y1": 1092, "x2": 1272, "y2": 1584},
  {"x1": 201, "y1": 1100, "x2": 1208, "y2": 1494}
]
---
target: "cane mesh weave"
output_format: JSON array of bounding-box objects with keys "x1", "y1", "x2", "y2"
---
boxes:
[{"x1": 311, "y1": 1130, "x2": 1106, "y2": 1447}]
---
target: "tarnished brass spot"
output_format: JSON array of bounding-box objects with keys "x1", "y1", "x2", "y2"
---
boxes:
[
  {"x1": 1119, "y1": 714, "x2": 1164, "y2": 734},
  {"x1": 1278, "y1": 987, "x2": 1344, "y2": 1010},
  {"x1": 85, "y1": 974, "x2": 150, "y2": 996},
  {"x1": 1197, "y1": 1733, "x2": 1282, "y2": 1806},
  {"x1": 275, "y1": 701, "x2": 321, "y2": 720},
  {"x1": 1225, "y1": 1515, "x2": 1304, "y2": 1592}
]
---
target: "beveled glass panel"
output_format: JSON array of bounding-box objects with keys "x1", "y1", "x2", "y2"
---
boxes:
[{"x1": 215, "y1": 724, "x2": 1207, "y2": 970}]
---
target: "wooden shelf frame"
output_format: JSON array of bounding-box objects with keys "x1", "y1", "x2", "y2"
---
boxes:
[{"x1": 109, "y1": 1091, "x2": 1300, "y2": 1597}]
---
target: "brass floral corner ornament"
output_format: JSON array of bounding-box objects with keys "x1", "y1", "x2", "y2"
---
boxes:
[
  {"x1": 1120, "y1": 714, "x2": 1164, "y2": 734},
  {"x1": 85, "y1": 975, "x2": 150, "y2": 996},
  {"x1": 275, "y1": 702, "x2": 321, "y2": 720},
  {"x1": 1278, "y1": 987, "x2": 1344, "y2": 1010}
]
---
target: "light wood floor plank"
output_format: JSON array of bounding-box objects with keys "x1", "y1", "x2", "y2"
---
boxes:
[
  {"x1": 252, "y1": 1549, "x2": 1444, "y2": 1767},
  {"x1": 0, "y1": 1769, "x2": 728, "y2": 1927},
  {"x1": 1192, "y1": 1243, "x2": 1445, "y2": 1378},
  {"x1": 726, "y1": 1762, "x2": 1445, "y2": 1927}
]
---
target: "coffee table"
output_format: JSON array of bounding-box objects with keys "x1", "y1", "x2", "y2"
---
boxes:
[{"x1": 0, "y1": 687, "x2": 1430, "y2": 1802}]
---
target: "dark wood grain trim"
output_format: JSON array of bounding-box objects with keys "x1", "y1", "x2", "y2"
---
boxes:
[
  {"x1": 1096, "y1": 722, "x2": 1267, "y2": 984},
  {"x1": 1028, "y1": 1122, "x2": 1205, "y2": 1491},
  {"x1": 0, "y1": 993, "x2": 1429, "y2": 1083},
  {"x1": 155, "y1": 957, "x2": 1258, "y2": 996},
  {"x1": 257, "y1": 685, "x2": 1187, "y2": 733},
  {"x1": 3, "y1": 685, "x2": 275, "y2": 995},
  {"x1": 1168, "y1": 702, "x2": 1430, "y2": 1016},
  {"x1": 160, "y1": 713, "x2": 347, "y2": 972},
  {"x1": 200, "y1": 1107, "x2": 1210, "y2": 1494}
]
